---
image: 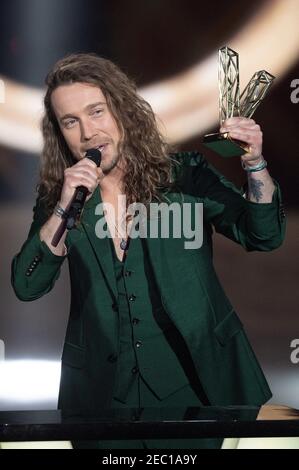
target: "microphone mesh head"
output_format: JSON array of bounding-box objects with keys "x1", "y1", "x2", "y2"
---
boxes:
[{"x1": 86, "y1": 148, "x2": 102, "y2": 166}]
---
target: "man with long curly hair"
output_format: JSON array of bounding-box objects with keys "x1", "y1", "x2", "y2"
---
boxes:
[{"x1": 11, "y1": 53, "x2": 286, "y2": 449}]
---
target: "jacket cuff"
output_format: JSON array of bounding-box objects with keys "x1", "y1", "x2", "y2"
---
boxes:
[
  {"x1": 241, "y1": 179, "x2": 286, "y2": 249},
  {"x1": 241, "y1": 179, "x2": 285, "y2": 216},
  {"x1": 33, "y1": 232, "x2": 68, "y2": 263}
]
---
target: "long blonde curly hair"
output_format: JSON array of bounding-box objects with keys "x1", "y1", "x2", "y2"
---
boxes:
[{"x1": 38, "y1": 53, "x2": 177, "y2": 215}]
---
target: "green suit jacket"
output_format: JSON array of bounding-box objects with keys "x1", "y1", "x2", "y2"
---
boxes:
[{"x1": 11, "y1": 152, "x2": 286, "y2": 409}]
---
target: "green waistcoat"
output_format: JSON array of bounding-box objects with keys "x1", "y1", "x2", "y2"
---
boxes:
[{"x1": 111, "y1": 235, "x2": 200, "y2": 402}]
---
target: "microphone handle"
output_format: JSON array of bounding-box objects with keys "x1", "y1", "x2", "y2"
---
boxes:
[
  {"x1": 51, "y1": 186, "x2": 88, "y2": 246},
  {"x1": 66, "y1": 186, "x2": 89, "y2": 230},
  {"x1": 66, "y1": 148, "x2": 102, "y2": 230}
]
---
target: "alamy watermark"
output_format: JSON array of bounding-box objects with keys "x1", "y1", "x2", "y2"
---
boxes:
[
  {"x1": 94, "y1": 196, "x2": 203, "y2": 249},
  {"x1": 290, "y1": 339, "x2": 299, "y2": 364},
  {"x1": 290, "y1": 79, "x2": 299, "y2": 104},
  {"x1": 0, "y1": 339, "x2": 5, "y2": 361}
]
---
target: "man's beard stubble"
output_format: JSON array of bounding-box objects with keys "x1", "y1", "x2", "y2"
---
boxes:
[{"x1": 101, "y1": 149, "x2": 122, "y2": 175}]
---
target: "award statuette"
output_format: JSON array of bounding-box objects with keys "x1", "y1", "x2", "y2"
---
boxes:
[{"x1": 203, "y1": 46, "x2": 275, "y2": 157}]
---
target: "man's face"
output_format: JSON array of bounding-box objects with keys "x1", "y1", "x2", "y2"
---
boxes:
[{"x1": 51, "y1": 82, "x2": 122, "y2": 174}]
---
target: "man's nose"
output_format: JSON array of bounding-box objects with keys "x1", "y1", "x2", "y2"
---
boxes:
[{"x1": 80, "y1": 119, "x2": 97, "y2": 141}]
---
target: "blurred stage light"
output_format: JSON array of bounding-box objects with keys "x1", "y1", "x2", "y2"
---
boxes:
[
  {"x1": 0, "y1": 360, "x2": 60, "y2": 403},
  {"x1": 0, "y1": 0, "x2": 299, "y2": 151},
  {"x1": 141, "y1": 0, "x2": 299, "y2": 143}
]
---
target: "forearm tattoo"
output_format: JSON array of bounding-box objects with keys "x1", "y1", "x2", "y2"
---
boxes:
[{"x1": 248, "y1": 177, "x2": 265, "y2": 202}]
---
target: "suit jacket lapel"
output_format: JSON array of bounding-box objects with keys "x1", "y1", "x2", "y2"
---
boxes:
[
  {"x1": 79, "y1": 188, "x2": 175, "y2": 302},
  {"x1": 143, "y1": 192, "x2": 181, "y2": 304},
  {"x1": 143, "y1": 211, "x2": 164, "y2": 298},
  {"x1": 80, "y1": 187, "x2": 118, "y2": 300}
]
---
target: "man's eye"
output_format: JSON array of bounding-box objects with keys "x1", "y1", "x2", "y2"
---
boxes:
[
  {"x1": 92, "y1": 109, "x2": 103, "y2": 116},
  {"x1": 64, "y1": 119, "x2": 76, "y2": 128}
]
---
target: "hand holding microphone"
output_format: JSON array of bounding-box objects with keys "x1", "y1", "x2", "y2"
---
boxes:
[
  {"x1": 52, "y1": 148, "x2": 101, "y2": 246},
  {"x1": 63, "y1": 148, "x2": 102, "y2": 229}
]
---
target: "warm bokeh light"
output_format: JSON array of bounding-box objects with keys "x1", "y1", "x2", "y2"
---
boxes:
[{"x1": 0, "y1": 0, "x2": 298, "y2": 151}]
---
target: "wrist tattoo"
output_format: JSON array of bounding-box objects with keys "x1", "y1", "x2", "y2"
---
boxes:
[{"x1": 248, "y1": 178, "x2": 264, "y2": 202}]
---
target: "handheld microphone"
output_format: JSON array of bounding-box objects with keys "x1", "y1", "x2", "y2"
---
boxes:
[
  {"x1": 51, "y1": 148, "x2": 102, "y2": 247},
  {"x1": 66, "y1": 148, "x2": 102, "y2": 230}
]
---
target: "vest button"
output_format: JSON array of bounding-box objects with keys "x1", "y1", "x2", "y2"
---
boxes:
[
  {"x1": 132, "y1": 318, "x2": 140, "y2": 325},
  {"x1": 129, "y1": 294, "x2": 136, "y2": 301},
  {"x1": 124, "y1": 270, "x2": 132, "y2": 277},
  {"x1": 107, "y1": 354, "x2": 118, "y2": 363},
  {"x1": 135, "y1": 340, "x2": 142, "y2": 348},
  {"x1": 131, "y1": 366, "x2": 139, "y2": 374}
]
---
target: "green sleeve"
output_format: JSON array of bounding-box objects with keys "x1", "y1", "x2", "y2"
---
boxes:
[
  {"x1": 174, "y1": 151, "x2": 286, "y2": 251},
  {"x1": 11, "y1": 200, "x2": 67, "y2": 301}
]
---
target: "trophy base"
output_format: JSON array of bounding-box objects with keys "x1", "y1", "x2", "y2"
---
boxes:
[{"x1": 203, "y1": 132, "x2": 249, "y2": 158}]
